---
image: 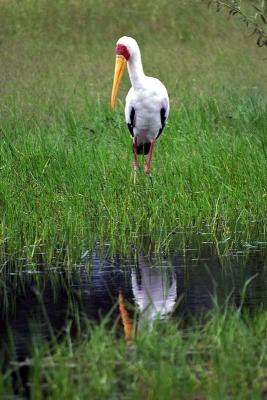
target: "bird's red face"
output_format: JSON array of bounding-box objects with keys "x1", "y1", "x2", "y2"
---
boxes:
[
  {"x1": 111, "y1": 43, "x2": 130, "y2": 110},
  {"x1": 115, "y1": 44, "x2": 130, "y2": 60}
]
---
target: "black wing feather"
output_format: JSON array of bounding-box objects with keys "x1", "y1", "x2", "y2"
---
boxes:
[
  {"x1": 156, "y1": 107, "x2": 167, "y2": 140},
  {"x1": 127, "y1": 107, "x2": 135, "y2": 137}
]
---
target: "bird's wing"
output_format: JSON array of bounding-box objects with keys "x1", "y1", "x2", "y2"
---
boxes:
[
  {"x1": 125, "y1": 88, "x2": 136, "y2": 137},
  {"x1": 156, "y1": 107, "x2": 167, "y2": 140},
  {"x1": 127, "y1": 107, "x2": 135, "y2": 137},
  {"x1": 156, "y1": 95, "x2": 169, "y2": 140}
]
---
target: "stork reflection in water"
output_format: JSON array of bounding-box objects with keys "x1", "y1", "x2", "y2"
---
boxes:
[{"x1": 119, "y1": 256, "x2": 177, "y2": 342}]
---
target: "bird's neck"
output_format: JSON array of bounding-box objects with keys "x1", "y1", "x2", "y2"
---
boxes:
[{"x1": 127, "y1": 51, "x2": 146, "y2": 90}]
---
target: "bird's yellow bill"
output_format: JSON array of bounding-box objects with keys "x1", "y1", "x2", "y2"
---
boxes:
[{"x1": 111, "y1": 55, "x2": 127, "y2": 110}]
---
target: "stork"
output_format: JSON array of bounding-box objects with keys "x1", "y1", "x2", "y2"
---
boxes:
[{"x1": 111, "y1": 36, "x2": 170, "y2": 178}]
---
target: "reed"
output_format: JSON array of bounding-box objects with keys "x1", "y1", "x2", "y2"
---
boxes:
[
  {"x1": 0, "y1": 93, "x2": 266, "y2": 261},
  {"x1": 2, "y1": 308, "x2": 267, "y2": 399},
  {"x1": 0, "y1": 0, "x2": 266, "y2": 262}
]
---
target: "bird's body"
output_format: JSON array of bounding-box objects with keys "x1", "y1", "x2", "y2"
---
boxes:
[
  {"x1": 111, "y1": 36, "x2": 169, "y2": 176},
  {"x1": 125, "y1": 77, "x2": 169, "y2": 153}
]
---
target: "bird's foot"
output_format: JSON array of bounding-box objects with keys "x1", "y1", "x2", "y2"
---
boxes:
[
  {"x1": 133, "y1": 160, "x2": 138, "y2": 184},
  {"x1": 133, "y1": 159, "x2": 138, "y2": 171},
  {"x1": 134, "y1": 160, "x2": 138, "y2": 184},
  {"x1": 144, "y1": 163, "x2": 150, "y2": 176},
  {"x1": 133, "y1": 169, "x2": 137, "y2": 184}
]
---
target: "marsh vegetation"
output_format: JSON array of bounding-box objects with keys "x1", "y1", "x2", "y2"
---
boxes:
[
  {"x1": 0, "y1": 0, "x2": 267, "y2": 398},
  {"x1": 0, "y1": 0, "x2": 266, "y2": 261}
]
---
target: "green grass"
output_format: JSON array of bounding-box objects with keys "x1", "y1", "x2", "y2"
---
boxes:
[
  {"x1": 3, "y1": 308, "x2": 267, "y2": 399},
  {"x1": 0, "y1": 0, "x2": 266, "y2": 261},
  {"x1": 0, "y1": 92, "x2": 266, "y2": 261}
]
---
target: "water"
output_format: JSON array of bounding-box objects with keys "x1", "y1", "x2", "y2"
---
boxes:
[
  {"x1": 0, "y1": 244, "x2": 266, "y2": 395},
  {"x1": 1, "y1": 244, "x2": 267, "y2": 358}
]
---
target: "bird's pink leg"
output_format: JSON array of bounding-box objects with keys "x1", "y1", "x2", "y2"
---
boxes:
[
  {"x1": 144, "y1": 140, "x2": 155, "y2": 176},
  {"x1": 133, "y1": 137, "x2": 138, "y2": 171}
]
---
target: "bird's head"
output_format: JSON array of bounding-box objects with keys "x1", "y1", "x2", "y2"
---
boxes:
[{"x1": 111, "y1": 36, "x2": 139, "y2": 110}]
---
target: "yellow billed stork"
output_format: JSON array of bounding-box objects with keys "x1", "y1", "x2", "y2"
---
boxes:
[{"x1": 111, "y1": 36, "x2": 170, "y2": 177}]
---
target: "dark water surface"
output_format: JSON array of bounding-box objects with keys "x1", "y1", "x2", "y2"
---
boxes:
[{"x1": 0, "y1": 244, "x2": 267, "y2": 388}]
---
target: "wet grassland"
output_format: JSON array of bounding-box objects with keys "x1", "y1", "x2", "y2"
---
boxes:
[
  {"x1": 0, "y1": 1, "x2": 266, "y2": 262},
  {"x1": 4, "y1": 310, "x2": 267, "y2": 400},
  {"x1": 0, "y1": 92, "x2": 266, "y2": 263},
  {"x1": 0, "y1": 0, "x2": 267, "y2": 398}
]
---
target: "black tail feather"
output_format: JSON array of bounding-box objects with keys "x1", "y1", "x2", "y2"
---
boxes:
[{"x1": 133, "y1": 142, "x2": 151, "y2": 155}]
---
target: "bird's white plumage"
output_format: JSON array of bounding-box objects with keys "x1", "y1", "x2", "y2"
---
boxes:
[{"x1": 117, "y1": 36, "x2": 170, "y2": 147}]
